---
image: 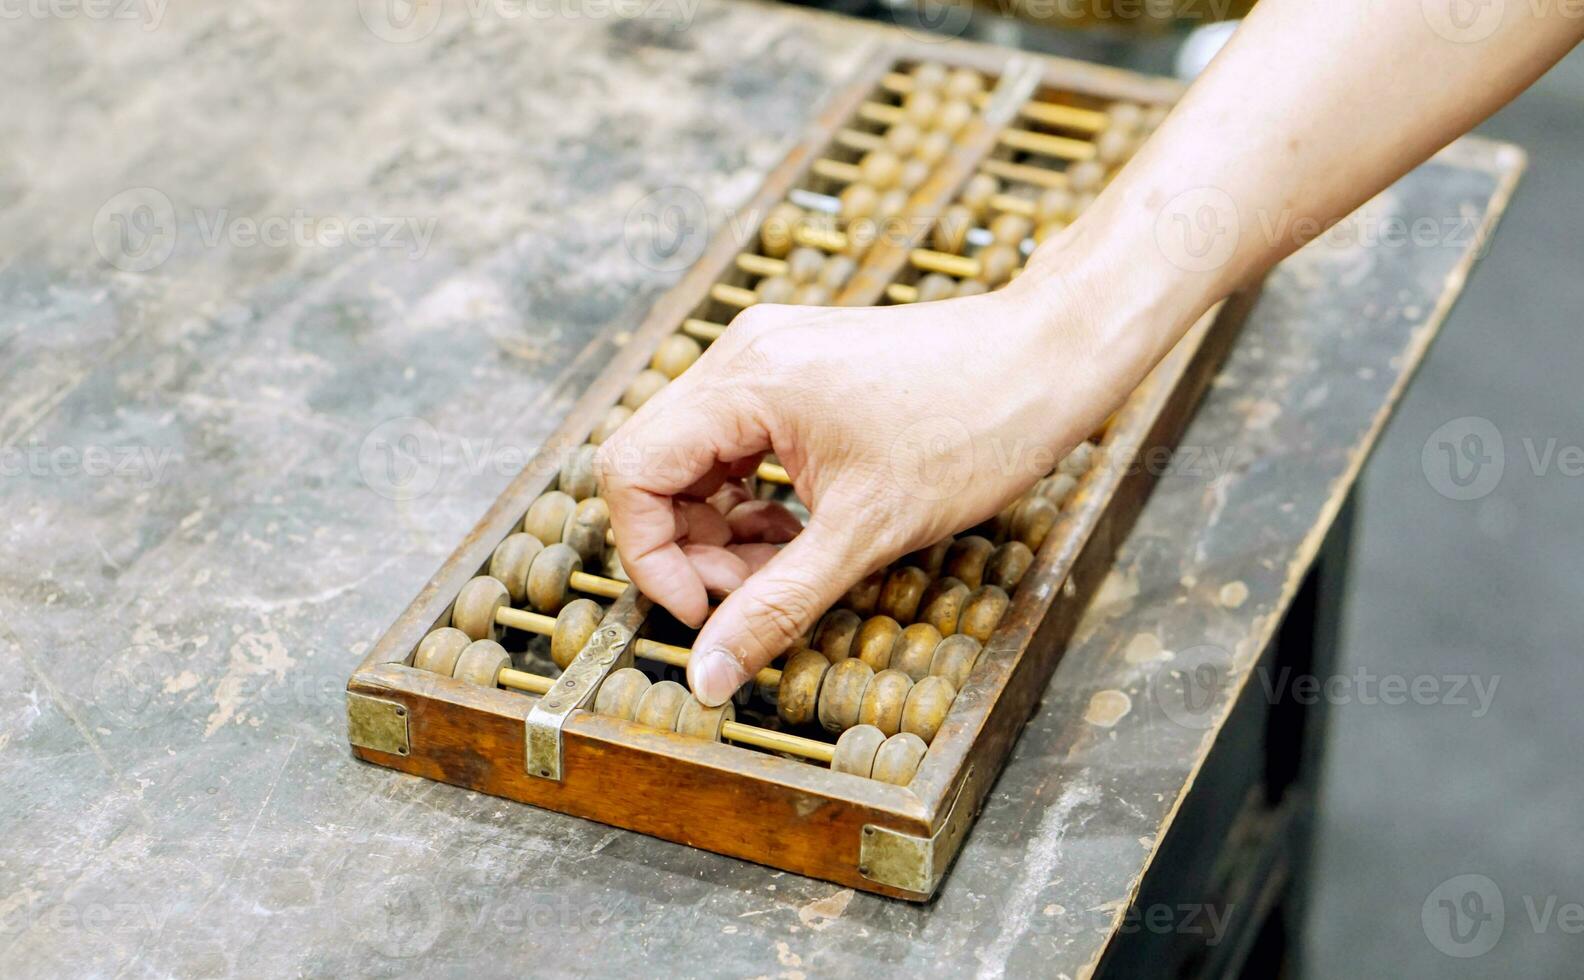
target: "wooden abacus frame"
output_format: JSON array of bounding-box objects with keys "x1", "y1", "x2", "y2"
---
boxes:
[{"x1": 346, "y1": 39, "x2": 1259, "y2": 900}]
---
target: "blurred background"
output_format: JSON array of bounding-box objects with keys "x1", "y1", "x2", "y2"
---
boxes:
[{"x1": 792, "y1": 0, "x2": 1584, "y2": 974}]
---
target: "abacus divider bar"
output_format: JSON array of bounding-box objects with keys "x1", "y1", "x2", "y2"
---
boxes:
[
  {"x1": 722, "y1": 720, "x2": 836, "y2": 764},
  {"x1": 877, "y1": 72, "x2": 1109, "y2": 132}
]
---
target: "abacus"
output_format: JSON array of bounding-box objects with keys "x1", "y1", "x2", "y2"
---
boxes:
[{"x1": 347, "y1": 42, "x2": 1260, "y2": 900}]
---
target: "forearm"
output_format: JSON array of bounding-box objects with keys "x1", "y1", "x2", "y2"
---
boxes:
[{"x1": 1023, "y1": 0, "x2": 1581, "y2": 372}]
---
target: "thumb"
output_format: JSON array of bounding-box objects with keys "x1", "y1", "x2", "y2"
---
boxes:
[{"x1": 687, "y1": 518, "x2": 862, "y2": 706}]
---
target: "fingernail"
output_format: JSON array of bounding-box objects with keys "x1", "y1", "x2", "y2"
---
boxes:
[{"x1": 690, "y1": 647, "x2": 748, "y2": 707}]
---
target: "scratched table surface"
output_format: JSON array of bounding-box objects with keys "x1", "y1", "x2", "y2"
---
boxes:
[{"x1": 0, "y1": 2, "x2": 1522, "y2": 977}]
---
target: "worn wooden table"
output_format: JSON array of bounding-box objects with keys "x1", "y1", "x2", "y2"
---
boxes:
[{"x1": 0, "y1": 2, "x2": 1521, "y2": 977}]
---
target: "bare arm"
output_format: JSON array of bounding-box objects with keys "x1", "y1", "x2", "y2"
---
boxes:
[{"x1": 598, "y1": 0, "x2": 1582, "y2": 705}]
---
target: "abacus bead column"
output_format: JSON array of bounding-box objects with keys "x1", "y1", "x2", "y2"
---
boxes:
[
  {"x1": 1011, "y1": 495, "x2": 1059, "y2": 551},
  {"x1": 523, "y1": 491, "x2": 576, "y2": 547},
  {"x1": 985, "y1": 540, "x2": 1034, "y2": 591},
  {"x1": 814, "y1": 608, "x2": 862, "y2": 663},
  {"x1": 489, "y1": 532, "x2": 544, "y2": 606},
  {"x1": 944, "y1": 535, "x2": 994, "y2": 589},
  {"x1": 550, "y1": 598, "x2": 603, "y2": 670},
  {"x1": 527, "y1": 542, "x2": 582, "y2": 614},
  {"x1": 890, "y1": 622, "x2": 944, "y2": 681},
  {"x1": 776, "y1": 649, "x2": 831, "y2": 726},
  {"x1": 928, "y1": 634, "x2": 983, "y2": 690},
  {"x1": 634, "y1": 679, "x2": 689, "y2": 731},
  {"x1": 844, "y1": 570, "x2": 885, "y2": 616},
  {"x1": 561, "y1": 496, "x2": 610, "y2": 563},
  {"x1": 900, "y1": 675, "x2": 956, "y2": 744},
  {"x1": 453, "y1": 576, "x2": 509, "y2": 642},
  {"x1": 559, "y1": 443, "x2": 600, "y2": 501},
  {"x1": 877, "y1": 565, "x2": 931, "y2": 624},
  {"x1": 452, "y1": 639, "x2": 509, "y2": 687},
  {"x1": 831, "y1": 724, "x2": 886, "y2": 777},
  {"x1": 870, "y1": 732, "x2": 928, "y2": 786},
  {"x1": 958, "y1": 585, "x2": 1011, "y2": 644},
  {"x1": 414, "y1": 627, "x2": 470, "y2": 674},
  {"x1": 676, "y1": 695, "x2": 734, "y2": 741},
  {"x1": 857, "y1": 668, "x2": 913, "y2": 737},
  {"x1": 817, "y1": 658, "x2": 875, "y2": 734},
  {"x1": 651, "y1": 333, "x2": 702, "y2": 379},
  {"x1": 621, "y1": 369, "x2": 669, "y2": 410},
  {"x1": 852, "y1": 614, "x2": 902, "y2": 671},
  {"x1": 918, "y1": 576, "x2": 969, "y2": 635},
  {"x1": 594, "y1": 667, "x2": 650, "y2": 721}
]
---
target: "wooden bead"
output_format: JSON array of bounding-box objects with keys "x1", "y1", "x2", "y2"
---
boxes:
[
  {"x1": 889, "y1": 623, "x2": 943, "y2": 681},
  {"x1": 527, "y1": 542, "x2": 581, "y2": 614},
  {"x1": 1034, "y1": 220, "x2": 1067, "y2": 244},
  {"x1": 589, "y1": 405, "x2": 631, "y2": 444},
  {"x1": 776, "y1": 649, "x2": 830, "y2": 726},
  {"x1": 1107, "y1": 102, "x2": 1143, "y2": 133},
  {"x1": 621, "y1": 369, "x2": 669, "y2": 410},
  {"x1": 791, "y1": 283, "x2": 831, "y2": 306},
  {"x1": 413, "y1": 627, "x2": 470, "y2": 675},
  {"x1": 831, "y1": 724, "x2": 886, "y2": 777},
  {"x1": 813, "y1": 608, "x2": 862, "y2": 663},
  {"x1": 877, "y1": 565, "x2": 930, "y2": 624},
  {"x1": 1060, "y1": 441, "x2": 1097, "y2": 475},
  {"x1": 989, "y1": 212, "x2": 1032, "y2": 246},
  {"x1": 918, "y1": 576, "x2": 970, "y2": 635},
  {"x1": 844, "y1": 570, "x2": 884, "y2": 616},
  {"x1": 904, "y1": 538, "x2": 951, "y2": 577},
  {"x1": 960, "y1": 173, "x2": 998, "y2": 216},
  {"x1": 1096, "y1": 128, "x2": 1134, "y2": 165},
  {"x1": 1036, "y1": 472, "x2": 1077, "y2": 506},
  {"x1": 523, "y1": 490, "x2": 576, "y2": 547},
  {"x1": 970, "y1": 501, "x2": 1017, "y2": 542},
  {"x1": 786, "y1": 246, "x2": 825, "y2": 285},
  {"x1": 561, "y1": 496, "x2": 610, "y2": 563},
  {"x1": 839, "y1": 182, "x2": 878, "y2": 222},
  {"x1": 986, "y1": 540, "x2": 1034, "y2": 591},
  {"x1": 852, "y1": 615, "x2": 902, "y2": 671},
  {"x1": 885, "y1": 120, "x2": 922, "y2": 156},
  {"x1": 944, "y1": 68, "x2": 984, "y2": 100},
  {"x1": 928, "y1": 634, "x2": 982, "y2": 690},
  {"x1": 452, "y1": 639, "x2": 509, "y2": 687},
  {"x1": 944, "y1": 535, "x2": 994, "y2": 589},
  {"x1": 1066, "y1": 160, "x2": 1104, "y2": 193},
  {"x1": 954, "y1": 279, "x2": 987, "y2": 298},
  {"x1": 651, "y1": 333, "x2": 702, "y2": 379},
  {"x1": 975, "y1": 244, "x2": 1020, "y2": 286},
  {"x1": 634, "y1": 679, "x2": 689, "y2": 731},
  {"x1": 489, "y1": 532, "x2": 544, "y2": 605},
  {"x1": 858, "y1": 668, "x2": 913, "y2": 737},
  {"x1": 818, "y1": 255, "x2": 857, "y2": 292},
  {"x1": 550, "y1": 597, "x2": 602, "y2": 669},
  {"x1": 958, "y1": 585, "x2": 1010, "y2": 644},
  {"x1": 453, "y1": 576, "x2": 508, "y2": 642},
  {"x1": 1035, "y1": 187, "x2": 1075, "y2": 225},
  {"x1": 903, "y1": 89, "x2": 940, "y2": 127},
  {"x1": 1011, "y1": 495, "x2": 1059, "y2": 551},
  {"x1": 898, "y1": 157, "x2": 931, "y2": 192},
  {"x1": 875, "y1": 188, "x2": 909, "y2": 221},
  {"x1": 933, "y1": 204, "x2": 974, "y2": 253},
  {"x1": 914, "y1": 130, "x2": 950, "y2": 165},
  {"x1": 910, "y1": 60, "x2": 947, "y2": 91},
  {"x1": 900, "y1": 675, "x2": 956, "y2": 744},
  {"x1": 859, "y1": 150, "x2": 902, "y2": 190},
  {"x1": 871, "y1": 732, "x2": 928, "y2": 786},
  {"x1": 761, "y1": 202, "x2": 803, "y2": 258},
  {"x1": 914, "y1": 273, "x2": 956, "y2": 304},
  {"x1": 676, "y1": 695, "x2": 734, "y2": 741},
  {"x1": 934, "y1": 98, "x2": 973, "y2": 137},
  {"x1": 818, "y1": 658, "x2": 874, "y2": 734},
  {"x1": 755, "y1": 275, "x2": 796, "y2": 304},
  {"x1": 557, "y1": 443, "x2": 599, "y2": 500},
  {"x1": 595, "y1": 666, "x2": 651, "y2": 721}
]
